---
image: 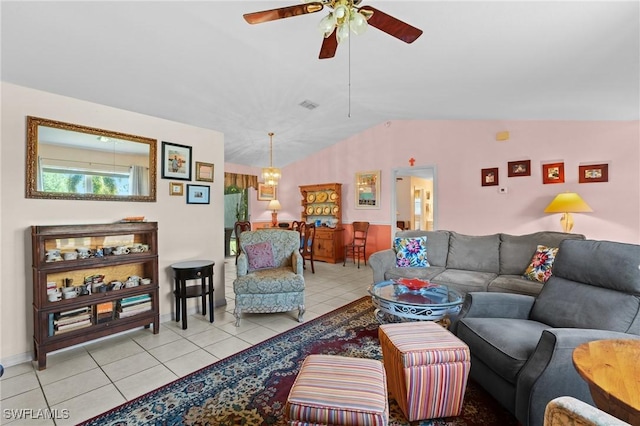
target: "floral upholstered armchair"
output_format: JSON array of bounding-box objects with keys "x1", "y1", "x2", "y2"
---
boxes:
[{"x1": 233, "y1": 229, "x2": 305, "y2": 326}]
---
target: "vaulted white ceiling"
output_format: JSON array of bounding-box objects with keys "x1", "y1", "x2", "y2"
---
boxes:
[{"x1": 2, "y1": 1, "x2": 638, "y2": 168}]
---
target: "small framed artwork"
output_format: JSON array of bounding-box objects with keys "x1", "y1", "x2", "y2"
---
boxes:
[
  {"x1": 186, "y1": 184, "x2": 210, "y2": 204},
  {"x1": 257, "y1": 183, "x2": 276, "y2": 201},
  {"x1": 481, "y1": 168, "x2": 499, "y2": 186},
  {"x1": 508, "y1": 160, "x2": 531, "y2": 177},
  {"x1": 542, "y1": 162, "x2": 565, "y2": 184},
  {"x1": 195, "y1": 161, "x2": 214, "y2": 182},
  {"x1": 355, "y1": 170, "x2": 381, "y2": 209},
  {"x1": 161, "y1": 141, "x2": 192, "y2": 181},
  {"x1": 579, "y1": 163, "x2": 608, "y2": 183},
  {"x1": 169, "y1": 182, "x2": 184, "y2": 196}
]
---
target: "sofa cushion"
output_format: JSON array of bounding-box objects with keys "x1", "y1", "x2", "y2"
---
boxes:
[
  {"x1": 430, "y1": 269, "x2": 497, "y2": 294},
  {"x1": 394, "y1": 236, "x2": 429, "y2": 267},
  {"x1": 530, "y1": 276, "x2": 640, "y2": 332},
  {"x1": 488, "y1": 275, "x2": 544, "y2": 296},
  {"x1": 395, "y1": 230, "x2": 450, "y2": 267},
  {"x1": 499, "y1": 231, "x2": 585, "y2": 275},
  {"x1": 385, "y1": 266, "x2": 446, "y2": 282},
  {"x1": 523, "y1": 245, "x2": 559, "y2": 283},
  {"x1": 551, "y1": 239, "x2": 640, "y2": 295},
  {"x1": 456, "y1": 318, "x2": 549, "y2": 384},
  {"x1": 245, "y1": 241, "x2": 276, "y2": 271},
  {"x1": 233, "y1": 267, "x2": 305, "y2": 294},
  {"x1": 447, "y1": 232, "x2": 500, "y2": 273}
]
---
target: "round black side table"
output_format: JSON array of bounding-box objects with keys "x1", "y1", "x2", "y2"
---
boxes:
[{"x1": 171, "y1": 260, "x2": 214, "y2": 330}]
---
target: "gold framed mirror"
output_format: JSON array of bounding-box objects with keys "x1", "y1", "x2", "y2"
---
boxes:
[{"x1": 26, "y1": 116, "x2": 157, "y2": 202}]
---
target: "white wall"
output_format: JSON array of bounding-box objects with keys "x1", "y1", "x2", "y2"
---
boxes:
[{"x1": 1, "y1": 83, "x2": 225, "y2": 366}]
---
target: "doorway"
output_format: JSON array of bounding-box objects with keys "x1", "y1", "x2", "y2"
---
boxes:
[{"x1": 391, "y1": 166, "x2": 436, "y2": 237}]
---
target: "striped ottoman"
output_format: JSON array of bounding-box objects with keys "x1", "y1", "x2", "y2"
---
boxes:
[
  {"x1": 286, "y1": 354, "x2": 389, "y2": 426},
  {"x1": 378, "y1": 322, "x2": 470, "y2": 421}
]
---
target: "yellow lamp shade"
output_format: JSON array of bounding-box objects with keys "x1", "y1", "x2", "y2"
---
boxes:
[{"x1": 544, "y1": 192, "x2": 592, "y2": 232}]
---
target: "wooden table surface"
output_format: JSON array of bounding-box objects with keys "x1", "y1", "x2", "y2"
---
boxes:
[{"x1": 573, "y1": 339, "x2": 640, "y2": 425}]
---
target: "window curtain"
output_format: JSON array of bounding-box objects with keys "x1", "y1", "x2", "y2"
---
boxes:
[
  {"x1": 129, "y1": 165, "x2": 149, "y2": 195},
  {"x1": 224, "y1": 173, "x2": 258, "y2": 190}
]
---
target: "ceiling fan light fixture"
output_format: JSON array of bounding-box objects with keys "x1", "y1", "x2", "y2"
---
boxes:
[
  {"x1": 350, "y1": 11, "x2": 368, "y2": 35},
  {"x1": 318, "y1": 12, "x2": 336, "y2": 37},
  {"x1": 337, "y1": 22, "x2": 350, "y2": 43}
]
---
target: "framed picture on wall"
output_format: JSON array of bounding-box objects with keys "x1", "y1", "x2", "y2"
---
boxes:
[
  {"x1": 257, "y1": 183, "x2": 276, "y2": 201},
  {"x1": 186, "y1": 184, "x2": 210, "y2": 204},
  {"x1": 507, "y1": 160, "x2": 531, "y2": 177},
  {"x1": 579, "y1": 163, "x2": 608, "y2": 183},
  {"x1": 355, "y1": 170, "x2": 381, "y2": 209},
  {"x1": 169, "y1": 182, "x2": 184, "y2": 196},
  {"x1": 161, "y1": 141, "x2": 192, "y2": 181},
  {"x1": 481, "y1": 168, "x2": 499, "y2": 186},
  {"x1": 195, "y1": 161, "x2": 214, "y2": 182},
  {"x1": 542, "y1": 162, "x2": 565, "y2": 184}
]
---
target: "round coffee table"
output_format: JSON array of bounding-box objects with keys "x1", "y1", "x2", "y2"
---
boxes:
[{"x1": 368, "y1": 280, "x2": 463, "y2": 327}]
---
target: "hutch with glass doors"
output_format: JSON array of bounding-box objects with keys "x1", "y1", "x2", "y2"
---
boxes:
[
  {"x1": 299, "y1": 183, "x2": 344, "y2": 263},
  {"x1": 31, "y1": 222, "x2": 159, "y2": 370}
]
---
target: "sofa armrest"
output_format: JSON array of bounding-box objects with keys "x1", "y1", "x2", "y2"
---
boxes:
[
  {"x1": 291, "y1": 251, "x2": 303, "y2": 275},
  {"x1": 451, "y1": 292, "x2": 535, "y2": 334},
  {"x1": 516, "y1": 329, "x2": 640, "y2": 426},
  {"x1": 237, "y1": 253, "x2": 248, "y2": 276},
  {"x1": 369, "y1": 249, "x2": 396, "y2": 283}
]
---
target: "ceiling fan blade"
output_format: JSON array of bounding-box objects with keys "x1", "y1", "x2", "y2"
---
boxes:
[
  {"x1": 244, "y1": 3, "x2": 324, "y2": 24},
  {"x1": 319, "y1": 31, "x2": 338, "y2": 59},
  {"x1": 359, "y1": 6, "x2": 423, "y2": 43}
]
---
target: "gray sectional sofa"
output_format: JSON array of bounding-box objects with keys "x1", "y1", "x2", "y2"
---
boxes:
[
  {"x1": 453, "y1": 238, "x2": 640, "y2": 426},
  {"x1": 369, "y1": 230, "x2": 585, "y2": 297}
]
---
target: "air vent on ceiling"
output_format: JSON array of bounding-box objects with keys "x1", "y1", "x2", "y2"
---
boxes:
[{"x1": 299, "y1": 100, "x2": 319, "y2": 110}]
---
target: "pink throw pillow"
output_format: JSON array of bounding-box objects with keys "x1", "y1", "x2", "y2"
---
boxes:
[{"x1": 245, "y1": 242, "x2": 276, "y2": 270}]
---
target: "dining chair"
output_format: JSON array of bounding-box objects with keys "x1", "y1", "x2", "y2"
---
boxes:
[
  {"x1": 233, "y1": 221, "x2": 252, "y2": 264},
  {"x1": 343, "y1": 221, "x2": 370, "y2": 268},
  {"x1": 301, "y1": 223, "x2": 316, "y2": 273}
]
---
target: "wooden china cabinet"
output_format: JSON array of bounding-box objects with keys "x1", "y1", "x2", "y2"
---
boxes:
[{"x1": 299, "y1": 183, "x2": 344, "y2": 263}]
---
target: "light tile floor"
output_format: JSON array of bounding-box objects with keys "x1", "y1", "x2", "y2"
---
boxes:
[{"x1": 0, "y1": 259, "x2": 373, "y2": 425}]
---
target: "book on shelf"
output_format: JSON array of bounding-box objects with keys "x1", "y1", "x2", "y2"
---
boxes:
[
  {"x1": 55, "y1": 306, "x2": 91, "y2": 318},
  {"x1": 96, "y1": 302, "x2": 114, "y2": 314},
  {"x1": 120, "y1": 294, "x2": 151, "y2": 305},
  {"x1": 55, "y1": 319, "x2": 92, "y2": 334},
  {"x1": 96, "y1": 311, "x2": 114, "y2": 324},
  {"x1": 118, "y1": 307, "x2": 151, "y2": 318},
  {"x1": 120, "y1": 301, "x2": 151, "y2": 312},
  {"x1": 54, "y1": 313, "x2": 92, "y2": 326}
]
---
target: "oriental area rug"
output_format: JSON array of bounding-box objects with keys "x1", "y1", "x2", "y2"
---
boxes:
[{"x1": 80, "y1": 297, "x2": 518, "y2": 426}]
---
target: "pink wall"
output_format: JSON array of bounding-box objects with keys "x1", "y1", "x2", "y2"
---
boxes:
[{"x1": 272, "y1": 120, "x2": 639, "y2": 244}]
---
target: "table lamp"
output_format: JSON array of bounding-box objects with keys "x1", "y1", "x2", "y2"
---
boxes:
[
  {"x1": 267, "y1": 199, "x2": 281, "y2": 227},
  {"x1": 544, "y1": 192, "x2": 592, "y2": 233}
]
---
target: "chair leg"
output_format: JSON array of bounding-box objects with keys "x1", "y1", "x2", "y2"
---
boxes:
[
  {"x1": 310, "y1": 254, "x2": 315, "y2": 273},
  {"x1": 234, "y1": 307, "x2": 241, "y2": 327},
  {"x1": 298, "y1": 305, "x2": 305, "y2": 322}
]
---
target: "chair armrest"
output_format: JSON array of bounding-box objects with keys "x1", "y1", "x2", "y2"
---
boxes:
[
  {"x1": 237, "y1": 253, "x2": 248, "y2": 276},
  {"x1": 369, "y1": 249, "x2": 396, "y2": 283},
  {"x1": 291, "y1": 251, "x2": 303, "y2": 275},
  {"x1": 516, "y1": 329, "x2": 640, "y2": 426},
  {"x1": 544, "y1": 396, "x2": 631, "y2": 426}
]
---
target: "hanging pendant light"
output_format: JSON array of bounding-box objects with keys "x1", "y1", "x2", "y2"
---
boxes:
[{"x1": 261, "y1": 132, "x2": 281, "y2": 186}]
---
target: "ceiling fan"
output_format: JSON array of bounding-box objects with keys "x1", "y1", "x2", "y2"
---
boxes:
[{"x1": 243, "y1": 0, "x2": 423, "y2": 59}]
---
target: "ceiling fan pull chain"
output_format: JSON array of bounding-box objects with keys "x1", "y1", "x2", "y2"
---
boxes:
[{"x1": 348, "y1": 24, "x2": 351, "y2": 118}]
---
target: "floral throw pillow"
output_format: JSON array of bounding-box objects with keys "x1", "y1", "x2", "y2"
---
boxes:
[
  {"x1": 394, "y1": 237, "x2": 430, "y2": 268},
  {"x1": 523, "y1": 245, "x2": 559, "y2": 283},
  {"x1": 245, "y1": 241, "x2": 276, "y2": 271}
]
